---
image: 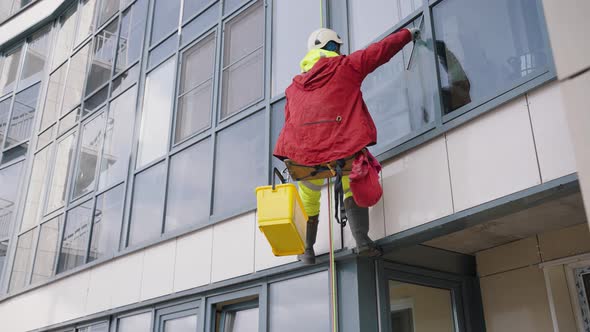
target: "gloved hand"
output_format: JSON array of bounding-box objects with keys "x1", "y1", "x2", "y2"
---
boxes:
[{"x1": 406, "y1": 27, "x2": 421, "y2": 41}]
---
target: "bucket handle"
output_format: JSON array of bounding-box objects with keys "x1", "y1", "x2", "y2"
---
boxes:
[{"x1": 272, "y1": 167, "x2": 286, "y2": 190}]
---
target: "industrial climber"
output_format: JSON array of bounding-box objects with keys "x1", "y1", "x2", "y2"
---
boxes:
[{"x1": 273, "y1": 27, "x2": 421, "y2": 264}]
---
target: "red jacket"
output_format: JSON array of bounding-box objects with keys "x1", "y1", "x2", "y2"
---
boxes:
[{"x1": 273, "y1": 29, "x2": 412, "y2": 166}]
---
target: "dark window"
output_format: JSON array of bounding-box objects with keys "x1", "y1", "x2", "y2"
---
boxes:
[
  {"x1": 176, "y1": 33, "x2": 216, "y2": 142},
  {"x1": 5, "y1": 83, "x2": 40, "y2": 149},
  {"x1": 8, "y1": 229, "x2": 34, "y2": 291},
  {"x1": 128, "y1": 162, "x2": 166, "y2": 245},
  {"x1": 0, "y1": 46, "x2": 22, "y2": 96},
  {"x1": 58, "y1": 200, "x2": 93, "y2": 273},
  {"x1": 213, "y1": 111, "x2": 265, "y2": 215},
  {"x1": 86, "y1": 19, "x2": 119, "y2": 95},
  {"x1": 31, "y1": 215, "x2": 62, "y2": 283},
  {"x1": 111, "y1": 63, "x2": 139, "y2": 96},
  {"x1": 72, "y1": 111, "x2": 105, "y2": 198},
  {"x1": 40, "y1": 64, "x2": 68, "y2": 130},
  {"x1": 150, "y1": 0, "x2": 181, "y2": 45},
  {"x1": 221, "y1": 2, "x2": 264, "y2": 119},
  {"x1": 115, "y1": 0, "x2": 148, "y2": 74},
  {"x1": 89, "y1": 184, "x2": 124, "y2": 261},
  {"x1": 165, "y1": 139, "x2": 212, "y2": 232},
  {"x1": 84, "y1": 86, "x2": 109, "y2": 116},
  {"x1": 433, "y1": 0, "x2": 549, "y2": 114},
  {"x1": 19, "y1": 27, "x2": 50, "y2": 89},
  {"x1": 0, "y1": 161, "x2": 24, "y2": 238},
  {"x1": 59, "y1": 108, "x2": 80, "y2": 135}
]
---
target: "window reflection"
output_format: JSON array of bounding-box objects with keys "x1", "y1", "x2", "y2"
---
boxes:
[
  {"x1": 58, "y1": 200, "x2": 93, "y2": 273},
  {"x1": 129, "y1": 162, "x2": 166, "y2": 245},
  {"x1": 9, "y1": 230, "x2": 34, "y2": 291},
  {"x1": 5, "y1": 83, "x2": 41, "y2": 149},
  {"x1": 62, "y1": 44, "x2": 91, "y2": 115},
  {"x1": 0, "y1": 162, "x2": 24, "y2": 239},
  {"x1": 21, "y1": 145, "x2": 52, "y2": 231},
  {"x1": 118, "y1": 312, "x2": 152, "y2": 332},
  {"x1": 31, "y1": 216, "x2": 62, "y2": 283},
  {"x1": 73, "y1": 111, "x2": 105, "y2": 198},
  {"x1": 40, "y1": 64, "x2": 68, "y2": 130},
  {"x1": 20, "y1": 27, "x2": 50, "y2": 88},
  {"x1": 46, "y1": 132, "x2": 76, "y2": 213},
  {"x1": 86, "y1": 19, "x2": 119, "y2": 95},
  {"x1": 115, "y1": 0, "x2": 148, "y2": 74},
  {"x1": 164, "y1": 314, "x2": 198, "y2": 332},
  {"x1": 89, "y1": 185, "x2": 124, "y2": 261},
  {"x1": 0, "y1": 46, "x2": 22, "y2": 96}
]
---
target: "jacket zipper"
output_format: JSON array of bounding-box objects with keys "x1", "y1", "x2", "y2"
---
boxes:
[{"x1": 302, "y1": 116, "x2": 342, "y2": 126}]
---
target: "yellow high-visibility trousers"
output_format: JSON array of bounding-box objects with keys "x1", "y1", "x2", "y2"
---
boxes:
[{"x1": 298, "y1": 176, "x2": 353, "y2": 217}]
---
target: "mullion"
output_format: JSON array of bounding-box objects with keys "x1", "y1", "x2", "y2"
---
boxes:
[{"x1": 221, "y1": 44, "x2": 263, "y2": 71}]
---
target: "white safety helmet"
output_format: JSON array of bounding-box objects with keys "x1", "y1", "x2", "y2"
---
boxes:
[{"x1": 307, "y1": 28, "x2": 343, "y2": 51}]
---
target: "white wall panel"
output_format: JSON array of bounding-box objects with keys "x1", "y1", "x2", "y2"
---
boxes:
[
  {"x1": 527, "y1": 82, "x2": 576, "y2": 182},
  {"x1": 211, "y1": 212, "x2": 255, "y2": 282},
  {"x1": 174, "y1": 228, "x2": 213, "y2": 292},
  {"x1": 447, "y1": 97, "x2": 541, "y2": 212},
  {"x1": 140, "y1": 240, "x2": 176, "y2": 301}
]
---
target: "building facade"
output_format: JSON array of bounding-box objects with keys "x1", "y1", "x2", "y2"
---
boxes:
[{"x1": 0, "y1": 0, "x2": 587, "y2": 331}]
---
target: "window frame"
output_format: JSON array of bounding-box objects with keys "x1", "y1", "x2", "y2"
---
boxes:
[{"x1": 155, "y1": 299, "x2": 201, "y2": 332}]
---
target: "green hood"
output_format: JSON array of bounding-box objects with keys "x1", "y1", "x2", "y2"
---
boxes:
[{"x1": 299, "y1": 49, "x2": 340, "y2": 73}]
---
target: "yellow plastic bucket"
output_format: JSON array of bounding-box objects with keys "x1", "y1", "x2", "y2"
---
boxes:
[{"x1": 256, "y1": 183, "x2": 308, "y2": 256}]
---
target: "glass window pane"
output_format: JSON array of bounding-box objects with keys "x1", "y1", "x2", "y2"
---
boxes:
[
  {"x1": 115, "y1": 0, "x2": 148, "y2": 74},
  {"x1": 98, "y1": 86, "x2": 136, "y2": 190},
  {"x1": 46, "y1": 132, "x2": 76, "y2": 213},
  {"x1": 2, "y1": 144, "x2": 28, "y2": 164},
  {"x1": 62, "y1": 44, "x2": 91, "y2": 115},
  {"x1": 433, "y1": 0, "x2": 549, "y2": 114},
  {"x1": 58, "y1": 200, "x2": 93, "y2": 273},
  {"x1": 19, "y1": 27, "x2": 50, "y2": 89},
  {"x1": 21, "y1": 145, "x2": 53, "y2": 231},
  {"x1": 0, "y1": 161, "x2": 24, "y2": 239},
  {"x1": 118, "y1": 313, "x2": 152, "y2": 331},
  {"x1": 166, "y1": 139, "x2": 211, "y2": 232},
  {"x1": 151, "y1": 0, "x2": 181, "y2": 45},
  {"x1": 348, "y1": 0, "x2": 400, "y2": 51},
  {"x1": 177, "y1": 81, "x2": 212, "y2": 140},
  {"x1": 37, "y1": 125, "x2": 54, "y2": 149},
  {"x1": 0, "y1": 97, "x2": 12, "y2": 145},
  {"x1": 89, "y1": 184, "x2": 123, "y2": 261},
  {"x1": 128, "y1": 162, "x2": 166, "y2": 245},
  {"x1": 73, "y1": 112, "x2": 105, "y2": 198},
  {"x1": 5, "y1": 83, "x2": 41, "y2": 149},
  {"x1": 181, "y1": 3, "x2": 219, "y2": 48},
  {"x1": 180, "y1": 34, "x2": 215, "y2": 93},
  {"x1": 213, "y1": 111, "x2": 265, "y2": 215},
  {"x1": 0, "y1": 46, "x2": 22, "y2": 96},
  {"x1": 52, "y1": 5, "x2": 78, "y2": 69},
  {"x1": 223, "y1": 308, "x2": 258, "y2": 332},
  {"x1": 183, "y1": 0, "x2": 210, "y2": 22},
  {"x1": 223, "y1": 3, "x2": 264, "y2": 66},
  {"x1": 0, "y1": 2, "x2": 12, "y2": 22},
  {"x1": 363, "y1": 18, "x2": 435, "y2": 156},
  {"x1": 136, "y1": 58, "x2": 176, "y2": 168},
  {"x1": 31, "y1": 215, "x2": 63, "y2": 283},
  {"x1": 12, "y1": 0, "x2": 36, "y2": 13},
  {"x1": 78, "y1": 322, "x2": 108, "y2": 332},
  {"x1": 59, "y1": 108, "x2": 80, "y2": 135},
  {"x1": 0, "y1": 240, "x2": 8, "y2": 281},
  {"x1": 76, "y1": 0, "x2": 99, "y2": 46},
  {"x1": 84, "y1": 86, "x2": 109, "y2": 116},
  {"x1": 86, "y1": 19, "x2": 119, "y2": 95},
  {"x1": 40, "y1": 64, "x2": 68, "y2": 130},
  {"x1": 221, "y1": 48, "x2": 263, "y2": 118},
  {"x1": 389, "y1": 280, "x2": 455, "y2": 332},
  {"x1": 269, "y1": 271, "x2": 329, "y2": 331},
  {"x1": 9, "y1": 229, "x2": 34, "y2": 291},
  {"x1": 271, "y1": 0, "x2": 317, "y2": 96},
  {"x1": 98, "y1": 0, "x2": 120, "y2": 27},
  {"x1": 148, "y1": 34, "x2": 178, "y2": 69},
  {"x1": 223, "y1": 0, "x2": 247, "y2": 15},
  {"x1": 164, "y1": 314, "x2": 198, "y2": 332},
  {"x1": 111, "y1": 63, "x2": 138, "y2": 96}
]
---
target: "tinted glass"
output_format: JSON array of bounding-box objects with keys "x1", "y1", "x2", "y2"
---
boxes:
[
  {"x1": 37, "y1": 125, "x2": 54, "y2": 149},
  {"x1": 98, "y1": 0, "x2": 120, "y2": 27},
  {"x1": 59, "y1": 108, "x2": 79, "y2": 135},
  {"x1": 213, "y1": 111, "x2": 265, "y2": 215},
  {"x1": 86, "y1": 19, "x2": 119, "y2": 95},
  {"x1": 89, "y1": 184, "x2": 123, "y2": 261},
  {"x1": 433, "y1": 0, "x2": 548, "y2": 114},
  {"x1": 1, "y1": 144, "x2": 28, "y2": 164},
  {"x1": 5, "y1": 83, "x2": 40, "y2": 149},
  {"x1": 271, "y1": 0, "x2": 317, "y2": 96},
  {"x1": 58, "y1": 200, "x2": 93, "y2": 273},
  {"x1": 46, "y1": 133, "x2": 76, "y2": 213},
  {"x1": 223, "y1": 307, "x2": 258, "y2": 332},
  {"x1": 118, "y1": 313, "x2": 152, "y2": 331},
  {"x1": 20, "y1": 145, "x2": 53, "y2": 231},
  {"x1": 181, "y1": 3, "x2": 219, "y2": 48},
  {"x1": 128, "y1": 162, "x2": 166, "y2": 245},
  {"x1": 269, "y1": 271, "x2": 330, "y2": 331},
  {"x1": 176, "y1": 34, "x2": 215, "y2": 141},
  {"x1": 0, "y1": 97, "x2": 11, "y2": 145},
  {"x1": 98, "y1": 87, "x2": 136, "y2": 190},
  {"x1": 0, "y1": 161, "x2": 24, "y2": 238},
  {"x1": 73, "y1": 112, "x2": 106, "y2": 198},
  {"x1": 148, "y1": 34, "x2": 178, "y2": 69},
  {"x1": 40, "y1": 64, "x2": 68, "y2": 130},
  {"x1": 223, "y1": 3, "x2": 263, "y2": 65},
  {"x1": 115, "y1": 0, "x2": 148, "y2": 74},
  {"x1": 151, "y1": 0, "x2": 181, "y2": 44},
  {"x1": 76, "y1": 0, "x2": 98, "y2": 46},
  {"x1": 182, "y1": 0, "x2": 210, "y2": 22},
  {"x1": 136, "y1": 58, "x2": 176, "y2": 168},
  {"x1": 164, "y1": 314, "x2": 198, "y2": 332},
  {"x1": 166, "y1": 139, "x2": 211, "y2": 232},
  {"x1": 52, "y1": 6, "x2": 78, "y2": 69},
  {"x1": 31, "y1": 216, "x2": 62, "y2": 283},
  {"x1": 223, "y1": 0, "x2": 247, "y2": 15},
  {"x1": 9, "y1": 229, "x2": 34, "y2": 291},
  {"x1": 0, "y1": 241, "x2": 8, "y2": 280},
  {"x1": 363, "y1": 18, "x2": 435, "y2": 156},
  {"x1": 0, "y1": 47, "x2": 22, "y2": 96},
  {"x1": 62, "y1": 44, "x2": 91, "y2": 114},
  {"x1": 348, "y1": 0, "x2": 400, "y2": 51},
  {"x1": 20, "y1": 28, "x2": 50, "y2": 89},
  {"x1": 84, "y1": 86, "x2": 109, "y2": 116},
  {"x1": 111, "y1": 63, "x2": 139, "y2": 96},
  {"x1": 78, "y1": 322, "x2": 108, "y2": 332}
]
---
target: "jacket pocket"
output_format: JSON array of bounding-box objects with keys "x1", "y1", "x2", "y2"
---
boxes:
[{"x1": 301, "y1": 116, "x2": 343, "y2": 126}]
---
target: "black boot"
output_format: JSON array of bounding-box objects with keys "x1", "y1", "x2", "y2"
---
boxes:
[
  {"x1": 298, "y1": 215, "x2": 319, "y2": 265},
  {"x1": 345, "y1": 197, "x2": 382, "y2": 257}
]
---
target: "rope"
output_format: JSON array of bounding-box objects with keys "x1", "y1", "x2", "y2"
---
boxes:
[{"x1": 327, "y1": 177, "x2": 338, "y2": 332}]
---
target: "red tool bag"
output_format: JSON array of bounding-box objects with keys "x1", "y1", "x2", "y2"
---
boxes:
[{"x1": 349, "y1": 150, "x2": 383, "y2": 207}]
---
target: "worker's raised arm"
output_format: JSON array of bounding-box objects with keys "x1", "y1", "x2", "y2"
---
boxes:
[{"x1": 347, "y1": 28, "x2": 415, "y2": 79}]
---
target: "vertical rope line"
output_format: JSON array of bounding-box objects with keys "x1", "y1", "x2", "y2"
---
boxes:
[{"x1": 328, "y1": 177, "x2": 338, "y2": 332}]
